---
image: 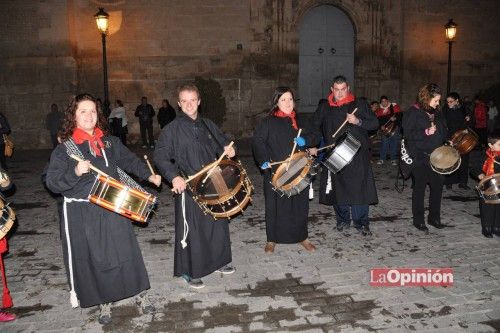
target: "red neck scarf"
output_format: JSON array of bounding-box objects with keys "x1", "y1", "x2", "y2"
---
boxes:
[
  {"x1": 274, "y1": 109, "x2": 298, "y2": 130},
  {"x1": 482, "y1": 148, "x2": 500, "y2": 176},
  {"x1": 328, "y1": 92, "x2": 355, "y2": 107},
  {"x1": 72, "y1": 127, "x2": 105, "y2": 156}
]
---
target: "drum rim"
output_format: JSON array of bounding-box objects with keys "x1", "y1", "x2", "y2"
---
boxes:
[
  {"x1": 477, "y1": 173, "x2": 500, "y2": 194},
  {"x1": 430, "y1": 145, "x2": 461, "y2": 174}
]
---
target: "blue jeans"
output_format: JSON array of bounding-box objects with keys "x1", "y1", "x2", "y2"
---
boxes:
[
  {"x1": 333, "y1": 204, "x2": 369, "y2": 228},
  {"x1": 379, "y1": 134, "x2": 400, "y2": 161}
]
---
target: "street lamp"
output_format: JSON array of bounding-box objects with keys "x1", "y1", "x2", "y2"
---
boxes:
[
  {"x1": 445, "y1": 19, "x2": 457, "y2": 95},
  {"x1": 94, "y1": 8, "x2": 110, "y2": 116}
]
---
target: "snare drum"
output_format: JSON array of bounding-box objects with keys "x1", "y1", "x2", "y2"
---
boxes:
[
  {"x1": 0, "y1": 198, "x2": 15, "y2": 240},
  {"x1": 450, "y1": 128, "x2": 478, "y2": 155},
  {"x1": 189, "y1": 159, "x2": 253, "y2": 219},
  {"x1": 429, "y1": 145, "x2": 461, "y2": 174},
  {"x1": 476, "y1": 173, "x2": 500, "y2": 204},
  {"x1": 271, "y1": 151, "x2": 317, "y2": 197},
  {"x1": 323, "y1": 132, "x2": 361, "y2": 174},
  {"x1": 89, "y1": 176, "x2": 157, "y2": 223}
]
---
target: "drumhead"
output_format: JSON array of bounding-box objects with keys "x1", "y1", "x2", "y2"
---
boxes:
[
  {"x1": 192, "y1": 160, "x2": 244, "y2": 202},
  {"x1": 430, "y1": 146, "x2": 460, "y2": 169}
]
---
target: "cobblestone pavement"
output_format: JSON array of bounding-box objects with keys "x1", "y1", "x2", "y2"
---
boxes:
[{"x1": 1, "y1": 142, "x2": 500, "y2": 333}]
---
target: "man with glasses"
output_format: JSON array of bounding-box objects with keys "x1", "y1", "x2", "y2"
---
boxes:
[{"x1": 443, "y1": 92, "x2": 472, "y2": 190}]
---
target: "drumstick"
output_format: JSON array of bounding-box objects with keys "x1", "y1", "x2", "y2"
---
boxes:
[
  {"x1": 143, "y1": 155, "x2": 156, "y2": 175},
  {"x1": 286, "y1": 129, "x2": 302, "y2": 171},
  {"x1": 268, "y1": 159, "x2": 290, "y2": 167},
  {"x1": 331, "y1": 108, "x2": 358, "y2": 139},
  {"x1": 70, "y1": 154, "x2": 110, "y2": 178},
  {"x1": 317, "y1": 142, "x2": 337, "y2": 152},
  {"x1": 202, "y1": 141, "x2": 234, "y2": 184}
]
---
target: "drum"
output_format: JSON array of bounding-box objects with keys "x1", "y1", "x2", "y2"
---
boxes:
[
  {"x1": 323, "y1": 132, "x2": 361, "y2": 174},
  {"x1": 271, "y1": 151, "x2": 318, "y2": 197},
  {"x1": 476, "y1": 173, "x2": 500, "y2": 204},
  {"x1": 450, "y1": 128, "x2": 478, "y2": 155},
  {"x1": 0, "y1": 198, "x2": 15, "y2": 240},
  {"x1": 89, "y1": 175, "x2": 157, "y2": 223},
  {"x1": 189, "y1": 159, "x2": 253, "y2": 219},
  {"x1": 429, "y1": 145, "x2": 461, "y2": 174}
]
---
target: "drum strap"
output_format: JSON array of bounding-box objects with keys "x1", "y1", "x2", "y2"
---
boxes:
[
  {"x1": 180, "y1": 192, "x2": 189, "y2": 249},
  {"x1": 63, "y1": 197, "x2": 89, "y2": 308}
]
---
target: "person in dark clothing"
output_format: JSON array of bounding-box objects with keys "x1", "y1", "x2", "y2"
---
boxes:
[
  {"x1": 154, "y1": 84, "x2": 236, "y2": 289},
  {"x1": 375, "y1": 96, "x2": 402, "y2": 166},
  {"x1": 473, "y1": 96, "x2": 488, "y2": 148},
  {"x1": 157, "y1": 99, "x2": 176, "y2": 129},
  {"x1": 135, "y1": 96, "x2": 156, "y2": 148},
  {"x1": 442, "y1": 92, "x2": 472, "y2": 189},
  {"x1": 45, "y1": 93, "x2": 161, "y2": 325},
  {"x1": 252, "y1": 87, "x2": 315, "y2": 254},
  {"x1": 402, "y1": 83, "x2": 447, "y2": 232},
  {"x1": 306, "y1": 75, "x2": 379, "y2": 236},
  {"x1": 108, "y1": 99, "x2": 128, "y2": 146},
  {"x1": 0, "y1": 112, "x2": 11, "y2": 170},
  {"x1": 46, "y1": 103, "x2": 63, "y2": 148},
  {"x1": 476, "y1": 134, "x2": 500, "y2": 238}
]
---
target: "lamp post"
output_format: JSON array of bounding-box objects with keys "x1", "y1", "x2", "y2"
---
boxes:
[
  {"x1": 94, "y1": 8, "x2": 110, "y2": 116},
  {"x1": 445, "y1": 19, "x2": 457, "y2": 95}
]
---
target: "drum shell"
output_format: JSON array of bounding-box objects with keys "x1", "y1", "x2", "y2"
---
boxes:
[
  {"x1": 429, "y1": 145, "x2": 461, "y2": 175},
  {"x1": 323, "y1": 132, "x2": 361, "y2": 174},
  {"x1": 271, "y1": 151, "x2": 314, "y2": 197},
  {"x1": 88, "y1": 176, "x2": 157, "y2": 223},
  {"x1": 0, "y1": 198, "x2": 15, "y2": 240},
  {"x1": 450, "y1": 128, "x2": 478, "y2": 155},
  {"x1": 477, "y1": 173, "x2": 500, "y2": 204}
]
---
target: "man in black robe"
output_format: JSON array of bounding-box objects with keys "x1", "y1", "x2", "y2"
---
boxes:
[
  {"x1": 154, "y1": 84, "x2": 236, "y2": 289},
  {"x1": 306, "y1": 75, "x2": 378, "y2": 236}
]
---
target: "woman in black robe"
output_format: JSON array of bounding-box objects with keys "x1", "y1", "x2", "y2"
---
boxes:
[
  {"x1": 154, "y1": 84, "x2": 236, "y2": 289},
  {"x1": 46, "y1": 94, "x2": 161, "y2": 324},
  {"x1": 402, "y1": 84, "x2": 447, "y2": 232},
  {"x1": 252, "y1": 87, "x2": 315, "y2": 254}
]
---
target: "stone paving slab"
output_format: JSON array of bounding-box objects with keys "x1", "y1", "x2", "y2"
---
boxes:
[{"x1": 0, "y1": 143, "x2": 499, "y2": 332}]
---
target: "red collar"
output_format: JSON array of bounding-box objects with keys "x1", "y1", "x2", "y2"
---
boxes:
[
  {"x1": 483, "y1": 149, "x2": 500, "y2": 176},
  {"x1": 72, "y1": 127, "x2": 105, "y2": 156},
  {"x1": 328, "y1": 92, "x2": 355, "y2": 107},
  {"x1": 274, "y1": 109, "x2": 298, "y2": 130}
]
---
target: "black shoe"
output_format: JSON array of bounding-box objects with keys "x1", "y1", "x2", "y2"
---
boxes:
[
  {"x1": 428, "y1": 221, "x2": 446, "y2": 229},
  {"x1": 482, "y1": 229, "x2": 493, "y2": 238},
  {"x1": 414, "y1": 224, "x2": 429, "y2": 232},
  {"x1": 446, "y1": 184, "x2": 453, "y2": 190},
  {"x1": 493, "y1": 228, "x2": 500, "y2": 237},
  {"x1": 361, "y1": 226, "x2": 372, "y2": 236},
  {"x1": 337, "y1": 223, "x2": 350, "y2": 232},
  {"x1": 458, "y1": 184, "x2": 470, "y2": 190}
]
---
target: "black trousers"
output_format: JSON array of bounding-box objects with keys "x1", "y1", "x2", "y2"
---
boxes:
[
  {"x1": 412, "y1": 163, "x2": 444, "y2": 226},
  {"x1": 139, "y1": 121, "x2": 154, "y2": 146},
  {"x1": 444, "y1": 153, "x2": 469, "y2": 185},
  {"x1": 479, "y1": 199, "x2": 500, "y2": 231}
]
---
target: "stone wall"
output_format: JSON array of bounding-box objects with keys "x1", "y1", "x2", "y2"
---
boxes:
[{"x1": 1, "y1": 0, "x2": 499, "y2": 149}]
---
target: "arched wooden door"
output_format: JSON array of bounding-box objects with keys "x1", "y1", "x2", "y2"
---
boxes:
[{"x1": 298, "y1": 6, "x2": 355, "y2": 113}]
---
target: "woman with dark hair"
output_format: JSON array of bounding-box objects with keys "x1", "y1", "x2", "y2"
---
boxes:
[
  {"x1": 402, "y1": 84, "x2": 447, "y2": 232},
  {"x1": 252, "y1": 87, "x2": 315, "y2": 253},
  {"x1": 45, "y1": 93, "x2": 161, "y2": 324}
]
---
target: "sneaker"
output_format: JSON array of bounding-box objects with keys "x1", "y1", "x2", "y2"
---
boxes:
[
  {"x1": 141, "y1": 145, "x2": 147, "y2": 148},
  {"x1": 182, "y1": 274, "x2": 205, "y2": 289},
  {"x1": 0, "y1": 311, "x2": 16, "y2": 322},
  {"x1": 391, "y1": 160, "x2": 398, "y2": 166},
  {"x1": 376, "y1": 160, "x2": 384, "y2": 165},
  {"x1": 98, "y1": 303, "x2": 112, "y2": 325},
  {"x1": 360, "y1": 225, "x2": 372, "y2": 236},
  {"x1": 216, "y1": 265, "x2": 236, "y2": 275}
]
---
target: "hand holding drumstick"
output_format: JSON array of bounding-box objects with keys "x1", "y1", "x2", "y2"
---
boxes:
[{"x1": 144, "y1": 155, "x2": 162, "y2": 187}]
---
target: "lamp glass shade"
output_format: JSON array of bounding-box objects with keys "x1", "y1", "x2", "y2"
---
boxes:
[
  {"x1": 445, "y1": 19, "x2": 457, "y2": 41},
  {"x1": 94, "y1": 8, "x2": 109, "y2": 35}
]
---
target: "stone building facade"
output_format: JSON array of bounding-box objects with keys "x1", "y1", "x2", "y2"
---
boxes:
[{"x1": 1, "y1": 0, "x2": 499, "y2": 148}]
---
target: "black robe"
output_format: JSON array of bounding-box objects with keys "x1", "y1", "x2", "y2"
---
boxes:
[
  {"x1": 46, "y1": 136, "x2": 151, "y2": 308},
  {"x1": 252, "y1": 116, "x2": 309, "y2": 243},
  {"x1": 154, "y1": 114, "x2": 231, "y2": 279},
  {"x1": 306, "y1": 99, "x2": 379, "y2": 205}
]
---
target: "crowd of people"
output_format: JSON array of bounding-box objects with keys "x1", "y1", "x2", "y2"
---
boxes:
[{"x1": 0, "y1": 78, "x2": 497, "y2": 326}]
